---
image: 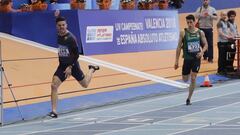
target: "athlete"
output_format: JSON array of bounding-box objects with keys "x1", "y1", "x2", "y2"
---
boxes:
[
  {"x1": 49, "y1": 16, "x2": 100, "y2": 118},
  {"x1": 174, "y1": 14, "x2": 208, "y2": 105}
]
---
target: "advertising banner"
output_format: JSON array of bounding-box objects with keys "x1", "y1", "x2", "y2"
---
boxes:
[
  {"x1": 78, "y1": 10, "x2": 179, "y2": 55},
  {"x1": 0, "y1": 13, "x2": 12, "y2": 34}
]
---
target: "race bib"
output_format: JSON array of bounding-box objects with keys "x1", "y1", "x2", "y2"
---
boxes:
[
  {"x1": 187, "y1": 41, "x2": 200, "y2": 53},
  {"x1": 58, "y1": 45, "x2": 70, "y2": 57}
]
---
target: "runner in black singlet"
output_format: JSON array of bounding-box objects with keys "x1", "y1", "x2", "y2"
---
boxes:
[{"x1": 49, "y1": 16, "x2": 100, "y2": 118}]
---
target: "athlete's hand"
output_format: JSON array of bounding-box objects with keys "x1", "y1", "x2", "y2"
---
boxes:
[
  {"x1": 196, "y1": 52, "x2": 203, "y2": 59},
  {"x1": 64, "y1": 66, "x2": 72, "y2": 78},
  {"x1": 174, "y1": 63, "x2": 179, "y2": 70}
]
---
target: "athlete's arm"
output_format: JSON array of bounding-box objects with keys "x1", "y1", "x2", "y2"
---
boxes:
[
  {"x1": 174, "y1": 30, "x2": 184, "y2": 70},
  {"x1": 69, "y1": 36, "x2": 79, "y2": 67},
  {"x1": 64, "y1": 36, "x2": 79, "y2": 78},
  {"x1": 200, "y1": 31, "x2": 208, "y2": 55},
  {"x1": 197, "y1": 30, "x2": 208, "y2": 59}
]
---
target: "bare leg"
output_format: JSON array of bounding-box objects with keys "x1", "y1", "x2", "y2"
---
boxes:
[
  {"x1": 51, "y1": 76, "x2": 62, "y2": 113},
  {"x1": 187, "y1": 72, "x2": 197, "y2": 101},
  {"x1": 182, "y1": 75, "x2": 189, "y2": 82}
]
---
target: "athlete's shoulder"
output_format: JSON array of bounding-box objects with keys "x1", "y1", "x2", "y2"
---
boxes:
[
  {"x1": 180, "y1": 29, "x2": 186, "y2": 35},
  {"x1": 66, "y1": 32, "x2": 77, "y2": 41},
  {"x1": 180, "y1": 28, "x2": 188, "y2": 38},
  {"x1": 198, "y1": 29, "x2": 205, "y2": 36},
  {"x1": 66, "y1": 32, "x2": 74, "y2": 39}
]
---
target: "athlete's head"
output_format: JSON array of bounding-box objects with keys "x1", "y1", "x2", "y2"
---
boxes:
[
  {"x1": 186, "y1": 14, "x2": 196, "y2": 28},
  {"x1": 56, "y1": 16, "x2": 68, "y2": 35}
]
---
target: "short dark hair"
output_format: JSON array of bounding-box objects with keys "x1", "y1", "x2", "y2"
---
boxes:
[
  {"x1": 186, "y1": 14, "x2": 195, "y2": 21},
  {"x1": 227, "y1": 10, "x2": 236, "y2": 18},
  {"x1": 56, "y1": 16, "x2": 66, "y2": 23}
]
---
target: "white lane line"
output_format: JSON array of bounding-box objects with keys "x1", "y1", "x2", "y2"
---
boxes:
[
  {"x1": 168, "y1": 116, "x2": 240, "y2": 135},
  {"x1": 96, "y1": 102, "x2": 240, "y2": 135},
  {"x1": 215, "y1": 124, "x2": 240, "y2": 127}
]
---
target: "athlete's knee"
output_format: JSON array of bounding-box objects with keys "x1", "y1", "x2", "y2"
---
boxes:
[
  {"x1": 83, "y1": 84, "x2": 88, "y2": 88},
  {"x1": 190, "y1": 77, "x2": 196, "y2": 83},
  {"x1": 51, "y1": 76, "x2": 62, "y2": 91},
  {"x1": 182, "y1": 76, "x2": 189, "y2": 82},
  {"x1": 81, "y1": 82, "x2": 89, "y2": 88},
  {"x1": 79, "y1": 79, "x2": 89, "y2": 88},
  {"x1": 51, "y1": 83, "x2": 59, "y2": 91},
  {"x1": 191, "y1": 73, "x2": 197, "y2": 83}
]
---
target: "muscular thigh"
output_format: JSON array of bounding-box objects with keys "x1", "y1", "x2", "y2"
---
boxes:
[
  {"x1": 52, "y1": 75, "x2": 62, "y2": 88},
  {"x1": 72, "y1": 62, "x2": 85, "y2": 81},
  {"x1": 54, "y1": 64, "x2": 68, "y2": 82},
  {"x1": 182, "y1": 59, "x2": 201, "y2": 75},
  {"x1": 191, "y1": 59, "x2": 201, "y2": 73}
]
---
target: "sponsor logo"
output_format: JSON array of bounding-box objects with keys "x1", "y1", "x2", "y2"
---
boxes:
[{"x1": 86, "y1": 26, "x2": 113, "y2": 43}]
